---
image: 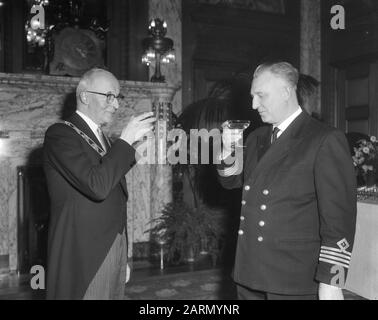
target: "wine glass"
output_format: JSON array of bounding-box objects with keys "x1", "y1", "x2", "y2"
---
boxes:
[{"x1": 222, "y1": 120, "x2": 251, "y2": 148}]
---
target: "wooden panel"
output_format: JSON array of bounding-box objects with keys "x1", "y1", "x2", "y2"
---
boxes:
[
  {"x1": 3, "y1": 0, "x2": 23, "y2": 73},
  {"x1": 369, "y1": 62, "x2": 378, "y2": 136},
  {"x1": 128, "y1": 0, "x2": 149, "y2": 82},
  {"x1": 0, "y1": 3, "x2": 4, "y2": 71},
  {"x1": 347, "y1": 78, "x2": 369, "y2": 107},
  {"x1": 193, "y1": 59, "x2": 246, "y2": 101},
  {"x1": 345, "y1": 105, "x2": 369, "y2": 121},
  {"x1": 183, "y1": 0, "x2": 300, "y2": 107},
  {"x1": 347, "y1": 120, "x2": 369, "y2": 135},
  {"x1": 106, "y1": 0, "x2": 130, "y2": 80},
  {"x1": 335, "y1": 68, "x2": 346, "y2": 130}
]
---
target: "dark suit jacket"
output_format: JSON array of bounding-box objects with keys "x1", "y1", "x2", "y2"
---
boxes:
[
  {"x1": 43, "y1": 112, "x2": 136, "y2": 299},
  {"x1": 218, "y1": 112, "x2": 356, "y2": 295}
]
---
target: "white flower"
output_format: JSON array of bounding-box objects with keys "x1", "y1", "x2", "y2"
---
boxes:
[
  {"x1": 363, "y1": 147, "x2": 370, "y2": 154},
  {"x1": 371, "y1": 136, "x2": 377, "y2": 143}
]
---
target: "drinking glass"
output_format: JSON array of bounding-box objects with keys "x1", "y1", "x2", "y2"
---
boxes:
[{"x1": 222, "y1": 120, "x2": 251, "y2": 148}]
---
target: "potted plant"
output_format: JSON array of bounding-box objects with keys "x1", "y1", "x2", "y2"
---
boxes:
[{"x1": 146, "y1": 199, "x2": 227, "y2": 265}]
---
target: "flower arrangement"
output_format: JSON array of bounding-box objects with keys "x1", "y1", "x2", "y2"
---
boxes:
[{"x1": 352, "y1": 136, "x2": 378, "y2": 186}]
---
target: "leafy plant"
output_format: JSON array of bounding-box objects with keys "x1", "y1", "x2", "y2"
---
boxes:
[{"x1": 146, "y1": 200, "x2": 227, "y2": 264}]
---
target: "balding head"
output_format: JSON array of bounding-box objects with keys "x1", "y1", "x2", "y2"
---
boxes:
[
  {"x1": 76, "y1": 68, "x2": 120, "y2": 126},
  {"x1": 76, "y1": 68, "x2": 118, "y2": 100}
]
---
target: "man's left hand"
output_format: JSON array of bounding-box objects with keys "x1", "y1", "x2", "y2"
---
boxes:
[{"x1": 318, "y1": 282, "x2": 344, "y2": 300}]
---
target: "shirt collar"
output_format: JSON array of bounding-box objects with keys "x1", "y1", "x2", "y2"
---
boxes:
[
  {"x1": 275, "y1": 107, "x2": 302, "y2": 135},
  {"x1": 76, "y1": 110, "x2": 100, "y2": 136}
]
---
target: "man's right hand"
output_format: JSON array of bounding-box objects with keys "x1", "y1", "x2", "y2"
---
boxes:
[
  {"x1": 221, "y1": 122, "x2": 243, "y2": 157},
  {"x1": 120, "y1": 112, "x2": 156, "y2": 145}
]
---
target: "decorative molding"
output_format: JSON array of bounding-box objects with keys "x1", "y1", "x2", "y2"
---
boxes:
[{"x1": 0, "y1": 72, "x2": 176, "y2": 92}]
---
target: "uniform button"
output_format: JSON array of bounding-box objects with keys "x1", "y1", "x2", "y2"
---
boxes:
[
  {"x1": 260, "y1": 204, "x2": 267, "y2": 211},
  {"x1": 240, "y1": 216, "x2": 245, "y2": 221},
  {"x1": 244, "y1": 185, "x2": 250, "y2": 191},
  {"x1": 263, "y1": 189, "x2": 269, "y2": 196},
  {"x1": 259, "y1": 221, "x2": 265, "y2": 227},
  {"x1": 238, "y1": 230, "x2": 244, "y2": 236},
  {"x1": 241, "y1": 200, "x2": 246, "y2": 206},
  {"x1": 258, "y1": 236, "x2": 264, "y2": 242}
]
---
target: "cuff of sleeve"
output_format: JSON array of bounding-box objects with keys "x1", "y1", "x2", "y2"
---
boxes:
[
  {"x1": 217, "y1": 159, "x2": 240, "y2": 177},
  {"x1": 315, "y1": 261, "x2": 349, "y2": 288}
]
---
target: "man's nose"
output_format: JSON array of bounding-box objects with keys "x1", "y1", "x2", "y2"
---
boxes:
[
  {"x1": 113, "y1": 99, "x2": 119, "y2": 110},
  {"x1": 252, "y1": 97, "x2": 259, "y2": 110}
]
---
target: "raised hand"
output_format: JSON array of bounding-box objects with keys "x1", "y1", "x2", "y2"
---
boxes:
[
  {"x1": 120, "y1": 112, "x2": 156, "y2": 145},
  {"x1": 221, "y1": 121, "x2": 243, "y2": 154}
]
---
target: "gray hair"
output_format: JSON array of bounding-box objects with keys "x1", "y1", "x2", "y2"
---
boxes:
[
  {"x1": 253, "y1": 62, "x2": 299, "y2": 88},
  {"x1": 76, "y1": 68, "x2": 115, "y2": 99}
]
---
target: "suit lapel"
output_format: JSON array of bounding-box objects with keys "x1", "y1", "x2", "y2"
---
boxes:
[
  {"x1": 107, "y1": 136, "x2": 128, "y2": 197},
  {"x1": 257, "y1": 127, "x2": 272, "y2": 161},
  {"x1": 69, "y1": 113, "x2": 129, "y2": 196},
  {"x1": 249, "y1": 112, "x2": 310, "y2": 183},
  {"x1": 68, "y1": 113, "x2": 105, "y2": 155}
]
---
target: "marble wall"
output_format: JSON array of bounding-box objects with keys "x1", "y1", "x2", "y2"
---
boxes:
[
  {"x1": 0, "y1": 73, "x2": 177, "y2": 271},
  {"x1": 300, "y1": 0, "x2": 321, "y2": 115},
  {"x1": 149, "y1": 0, "x2": 182, "y2": 115}
]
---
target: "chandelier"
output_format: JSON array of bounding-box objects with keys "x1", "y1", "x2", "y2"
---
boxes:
[{"x1": 142, "y1": 18, "x2": 175, "y2": 83}]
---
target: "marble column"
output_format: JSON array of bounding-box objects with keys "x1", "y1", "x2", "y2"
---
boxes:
[
  {"x1": 148, "y1": 0, "x2": 182, "y2": 115},
  {"x1": 300, "y1": 0, "x2": 321, "y2": 115}
]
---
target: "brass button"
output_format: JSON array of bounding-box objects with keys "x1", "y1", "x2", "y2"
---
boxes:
[
  {"x1": 244, "y1": 185, "x2": 251, "y2": 191},
  {"x1": 263, "y1": 189, "x2": 269, "y2": 196},
  {"x1": 258, "y1": 236, "x2": 264, "y2": 242},
  {"x1": 238, "y1": 230, "x2": 244, "y2": 236},
  {"x1": 241, "y1": 200, "x2": 246, "y2": 206},
  {"x1": 259, "y1": 221, "x2": 265, "y2": 227},
  {"x1": 240, "y1": 216, "x2": 245, "y2": 221},
  {"x1": 260, "y1": 204, "x2": 267, "y2": 211}
]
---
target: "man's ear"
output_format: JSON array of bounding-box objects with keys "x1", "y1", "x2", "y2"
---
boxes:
[
  {"x1": 283, "y1": 86, "x2": 292, "y2": 101},
  {"x1": 79, "y1": 92, "x2": 89, "y2": 105}
]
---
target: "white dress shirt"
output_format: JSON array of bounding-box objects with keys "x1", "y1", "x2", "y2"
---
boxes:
[
  {"x1": 218, "y1": 106, "x2": 303, "y2": 177},
  {"x1": 76, "y1": 110, "x2": 107, "y2": 150},
  {"x1": 274, "y1": 107, "x2": 302, "y2": 138}
]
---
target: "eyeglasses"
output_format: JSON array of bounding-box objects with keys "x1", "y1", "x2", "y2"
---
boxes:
[{"x1": 86, "y1": 91, "x2": 125, "y2": 104}]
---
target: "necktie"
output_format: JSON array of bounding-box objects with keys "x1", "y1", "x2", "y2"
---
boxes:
[
  {"x1": 271, "y1": 127, "x2": 281, "y2": 144},
  {"x1": 97, "y1": 127, "x2": 109, "y2": 152}
]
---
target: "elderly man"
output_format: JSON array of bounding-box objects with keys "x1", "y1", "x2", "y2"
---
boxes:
[
  {"x1": 218, "y1": 62, "x2": 356, "y2": 300},
  {"x1": 43, "y1": 68, "x2": 155, "y2": 300}
]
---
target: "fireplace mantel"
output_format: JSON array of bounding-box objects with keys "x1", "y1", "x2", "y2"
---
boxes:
[
  {"x1": 0, "y1": 72, "x2": 177, "y2": 273},
  {"x1": 0, "y1": 72, "x2": 176, "y2": 93}
]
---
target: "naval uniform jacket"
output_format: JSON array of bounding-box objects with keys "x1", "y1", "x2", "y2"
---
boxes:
[
  {"x1": 43, "y1": 112, "x2": 136, "y2": 299},
  {"x1": 218, "y1": 112, "x2": 356, "y2": 295}
]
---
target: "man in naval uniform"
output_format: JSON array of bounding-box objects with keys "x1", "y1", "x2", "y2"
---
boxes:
[
  {"x1": 43, "y1": 68, "x2": 155, "y2": 299},
  {"x1": 217, "y1": 62, "x2": 356, "y2": 300}
]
